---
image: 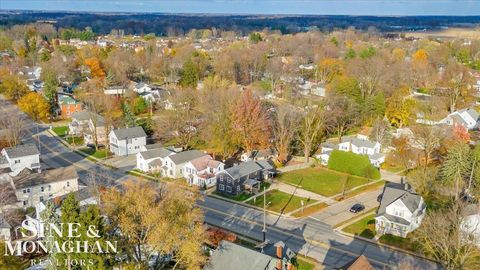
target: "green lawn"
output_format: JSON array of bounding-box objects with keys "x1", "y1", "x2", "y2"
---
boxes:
[
  {"x1": 296, "y1": 258, "x2": 315, "y2": 270},
  {"x1": 52, "y1": 126, "x2": 68, "y2": 137},
  {"x1": 277, "y1": 167, "x2": 370, "y2": 197},
  {"x1": 64, "y1": 136, "x2": 84, "y2": 146},
  {"x1": 79, "y1": 148, "x2": 109, "y2": 159},
  {"x1": 342, "y1": 213, "x2": 377, "y2": 239},
  {"x1": 246, "y1": 189, "x2": 316, "y2": 214},
  {"x1": 379, "y1": 234, "x2": 419, "y2": 252}
]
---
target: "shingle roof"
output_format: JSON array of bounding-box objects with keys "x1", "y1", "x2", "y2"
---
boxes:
[
  {"x1": 342, "y1": 137, "x2": 378, "y2": 148},
  {"x1": 224, "y1": 161, "x2": 264, "y2": 180},
  {"x1": 112, "y1": 126, "x2": 147, "y2": 140},
  {"x1": 256, "y1": 159, "x2": 275, "y2": 171},
  {"x1": 205, "y1": 240, "x2": 275, "y2": 270},
  {"x1": 377, "y1": 182, "x2": 423, "y2": 221},
  {"x1": 168, "y1": 150, "x2": 207, "y2": 165},
  {"x1": 144, "y1": 143, "x2": 164, "y2": 150},
  {"x1": 3, "y1": 144, "x2": 39, "y2": 158},
  {"x1": 140, "y1": 148, "x2": 175, "y2": 160},
  {"x1": 71, "y1": 111, "x2": 105, "y2": 126},
  {"x1": 339, "y1": 255, "x2": 374, "y2": 270},
  {"x1": 189, "y1": 155, "x2": 222, "y2": 171},
  {"x1": 13, "y1": 166, "x2": 78, "y2": 189}
]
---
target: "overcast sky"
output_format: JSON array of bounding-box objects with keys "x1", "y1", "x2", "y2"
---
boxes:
[{"x1": 1, "y1": 0, "x2": 480, "y2": 16}]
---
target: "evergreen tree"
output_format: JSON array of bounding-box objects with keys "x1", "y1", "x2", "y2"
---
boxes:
[
  {"x1": 179, "y1": 59, "x2": 200, "y2": 88},
  {"x1": 122, "y1": 103, "x2": 136, "y2": 127},
  {"x1": 40, "y1": 201, "x2": 59, "y2": 270}
]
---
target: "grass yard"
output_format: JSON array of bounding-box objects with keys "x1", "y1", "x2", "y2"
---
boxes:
[
  {"x1": 64, "y1": 135, "x2": 84, "y2": 146},
  {"x1": 52, "y1": 126, "x2": 68, "y2": 137},
  {"x1": 79, "y1": 147, "x2": 109, "y2": 159},
  {"x1": 213, "y1": 191, "x2": 254, "y2": 202},
  {"x1": 342, "y1": 214, "x2": 377, "y2": 239},
  {"x1": 277, "y1": 167, "x2": 370, "y2": 197},
  {"x1": 246, "y1": 189, "x2": 316, "y2": 214},
  {"x1": 379, "y1": 234, "x2": 420, "y2": 252},
  {"x1": 296, "y1": 258, "x2": 315, "y2": 270},
  {"x1": 291, "y1": 202, "x2": 328, "y2": 218}
]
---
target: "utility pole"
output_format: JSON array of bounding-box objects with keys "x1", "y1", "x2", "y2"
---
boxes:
[{"x1": 262, "y1": 185, "x2": 267, "y2": 243}]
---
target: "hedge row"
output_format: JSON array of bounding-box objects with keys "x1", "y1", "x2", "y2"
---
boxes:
[{"x1": 327, "y1": 150, "x2": 381, "y2": 179}]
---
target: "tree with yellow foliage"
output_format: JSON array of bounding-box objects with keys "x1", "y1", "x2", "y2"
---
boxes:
[
  {"x1": 316, "y1": 58, "x2": 343, "y2": 84},
  {"x1": 412, "y1": 49, "x2": 428, "y2": 66},
  {"x1": 85, "y1": 57, "x2": 106, "y2": 78},
  {"x1": 0, "y1": 74, "x2": 29, "y2": 101},
  {"x1": 385, "y1": 86, "x2": 415, "y2": 128},
  {"x1": 17, "y1": 92, "x2": 50, "y2": 122},
  {"x1": 102, "y1": 181, "x2": 206, "y2": 270}
]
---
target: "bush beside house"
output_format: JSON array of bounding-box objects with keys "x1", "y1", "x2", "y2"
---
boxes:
[{"x1": 327, "y1": 150, "x2": 380, "y2": 179}]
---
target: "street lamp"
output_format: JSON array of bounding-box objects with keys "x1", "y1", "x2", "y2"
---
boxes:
[{"x1": 262, "y1": 185, "x2": 271, "y2": 243}]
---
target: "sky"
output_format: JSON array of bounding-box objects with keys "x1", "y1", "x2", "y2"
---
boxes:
[{"x1": 1, "y1": 0, "x2": 480, "y2": 16}]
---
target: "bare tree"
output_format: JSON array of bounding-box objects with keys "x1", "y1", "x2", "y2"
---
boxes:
[
  {"x1": 326, "y1": 95, "x2": 360, "y2": 142},
  {"x1": 298, "y1": 106, "x2": 325, "y2": 163},
  {"x1": 414, "y1": 202, "x2": 480, "y2": 270},
  {"x1": 0, "y1": 111, "x2": 26, "y2": 147},
  {"x1": 436, "y1": 62, "x2": 475, "y2": 113},
  {"x1": 411, "y1": 125, "x2": 442, "y2": 172},
  {"x1": 273, "y1": 105, "x2": 301, "y2": 164}
]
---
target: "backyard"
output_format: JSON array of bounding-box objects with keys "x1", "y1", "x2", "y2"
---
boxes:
[
  {"x1": 277, "y1": 167, "x2": 372, "y2": 197},
  {"x1": 246, "y1": 189, "x2": 316, "y2": 214}
]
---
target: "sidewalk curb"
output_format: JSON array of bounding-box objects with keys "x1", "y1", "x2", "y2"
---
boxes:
[{"x1": 336, "y1": 229, "x2": 435, "y2": 264}]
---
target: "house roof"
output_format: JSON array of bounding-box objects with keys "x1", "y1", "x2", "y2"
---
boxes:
[
  {"x1": 189, "y1": 155, "x2": 222, "y2": 171},
  {"x1": 0, "y1": 214, "x2": 11, "y2": 229},
  {"x1": 0, "y1": 182, "x2": 18, "y2": 207},
  {"x1": 256, "y1": 159, "x2": 275, "y2": 171},
  {"x1": 339, "y1": 255, "x2": 374, "y2": 270},
  {"x1": 342, "y1": 137, "x2": 378, "y2": 149},
  {"x1": 3, "y1": 144, "x2": 39, "y2": 158},
  {"x1": 168, "y1": 150, "x2": 207, "y2": 165},
  {"x1": 459, "y1": 108, "x2": 479, "y2": 121},
  {"x1": 112, "y1": 126, "x2": 147, "y2": 140},
  {"x1": 58, "y1": 95, "x2": 79, "y2": 105},
  {"x1": 377, "y1": 182, "x2": 423, "y2": 221},
  {"x1": 205, "y1": 240, "x2": 275, "y2": 270},
  {"x1": 143, "y1": 143, "x2": 164, "y2": 150},
  {"x1": 13, "y1": 166, "x2": 78, "y2": 189},
  {"x1": 140, "y1": 148, "x2": 175, "y2": 160},
  {"x1": 223, "y1": 160, "x2": 275, "y2": 180},
  {"x1": 148, "y1": 159, "x2": 163, "y2": 167},
  {"x1": 71, "y1": 111, "x2": 104, "y2": 125}
]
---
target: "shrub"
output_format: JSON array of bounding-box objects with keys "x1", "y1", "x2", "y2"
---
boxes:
[{"x1": 327, "y1": 150, "x2": 380, "y2": 179}]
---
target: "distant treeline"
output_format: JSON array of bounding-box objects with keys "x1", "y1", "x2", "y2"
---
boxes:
[{"x1": 0, "y1": 11, "x2": 479, "y2": 35}]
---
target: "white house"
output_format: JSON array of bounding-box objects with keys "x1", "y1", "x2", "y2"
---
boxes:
[
  {"x1": 440, "y1": 108, "x2": 479, "y2": 130},
  {"x1": 12, "y1": 166, "x2": 79, "y2": 209},
  {"x1": 133, "y1": 82, "x2": 152, "y2": 94},
  {"x1": 136, "y1": 147, "x2": 176, "y2": 173},
  {"x1": 0, "y1": 215, "x2": 11, "y2": 241},
  {"x1": 35, "y1": 187, "x2": 97, "y2": 221},
  {"x1": 183, "y1": 155, "x2": 224, "y2": 187},
  {"x1": 104, "y1": 86, "x2": 127, "y2": 96},
  {"x1": 1, "y1": 144, "x2": 40, "y2": 176},
  {"x1": 316, "y1": 136, "x2": 385, "y2": 167},
  {"x1": 109, "y1": 127, "x2": 147, "y2": 156},
  {"x1": 162, "y1": 150, "x2": 208, "y2": 179},
  {"x1": 375, "y1": 181, "x2": 426, "y2": 238}
]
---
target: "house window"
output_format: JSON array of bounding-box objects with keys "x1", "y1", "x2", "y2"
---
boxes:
[
  {"x1": 237, "y1": 186, "x2": 241, "y2": 192},
  {"x1": 219, "y1": 175, "x2": 224, "y2": 182},
  {"x1": 41, "y1": 187, "x2": 44, "y2": 192},
  {"x1": 48, "y1": 185, "x2": 51, "y2": 191},
  {"x1": 23, "y1": 201, "x2": 28, "y2": 206},
  {"x1": 219, "y1": 184, "x2": 225, "y2": 191},
  {"x1": 39, "y1": 196, "x2": 44, "y2": 202},
  {"x1": 15, "y1": 160, "x2": 21, "y2": 164},
  {"x1": 67, "y1": 181, "x2": 70, "y2": 187},
  {"x1": 226, "y1": 186, "x2": 232, "y2": 193},
  {"x1": 227, "y1": 179, "x2": 231, "y2": 184}
]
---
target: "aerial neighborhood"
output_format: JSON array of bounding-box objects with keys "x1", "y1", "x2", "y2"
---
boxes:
[{"x1": 1, "y1": 9, "x2": 480, "y2": 270}]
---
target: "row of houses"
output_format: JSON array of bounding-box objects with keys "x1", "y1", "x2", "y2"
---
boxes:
[{"x1": 0, "y1": 144, "x2": 80, "y2": 240}]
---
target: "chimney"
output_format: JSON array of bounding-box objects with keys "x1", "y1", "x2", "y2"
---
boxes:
[
  {"x1": 276, "y1": 244, "x2": 283, "y2": 259},
  {"x1": 274, "y1": 241, "x2": 284, "y2": 270}
]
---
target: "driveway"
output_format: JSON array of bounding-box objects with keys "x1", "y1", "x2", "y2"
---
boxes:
[
  {"x1": 102, "y1": 154, "x2": 137, "y2": 171},
  {"x1": 310, "y1": 186, "x2": 382, "y2": 226}
]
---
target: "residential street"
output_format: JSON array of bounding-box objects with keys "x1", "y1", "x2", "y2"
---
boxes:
[{"x1": 0, "y1": 96, "x2": 439, "y2": 269}]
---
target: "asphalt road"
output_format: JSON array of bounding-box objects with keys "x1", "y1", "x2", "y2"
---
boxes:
[{"x1": 0, "y1": 96, "x2": 439, "y2": 270}]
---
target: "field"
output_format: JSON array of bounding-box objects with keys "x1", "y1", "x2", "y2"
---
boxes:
[
  {"x1": 404, "y1": 27, "x2": 480, "y2": 40},
  {"x1": 277, "y1": 167, "x2": 370, "y2": 197}
]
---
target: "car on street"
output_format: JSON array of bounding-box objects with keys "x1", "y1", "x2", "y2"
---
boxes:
[{"x1": 349, "y1": 203, "x2": 365, "y2": 213}]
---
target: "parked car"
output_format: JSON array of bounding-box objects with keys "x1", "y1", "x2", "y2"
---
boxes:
[{"x1": 349, "y1": 203, "x2": 365, "y2": 213}]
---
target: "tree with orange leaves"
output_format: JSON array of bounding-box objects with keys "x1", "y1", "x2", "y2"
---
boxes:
[
  {"x1": 316, "y1": 58, "x2": 343, "y2": 84},
  {"x1": 231, "y1": 89, "x2": 271, "y2": 152},
  {"x1": 84, "y1": 57, "x2": 105, "y2": 78}
]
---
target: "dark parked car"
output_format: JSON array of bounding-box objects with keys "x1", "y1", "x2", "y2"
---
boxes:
[{"x1": 349, "y1": 203, "x2": 365, "y2": 213}]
